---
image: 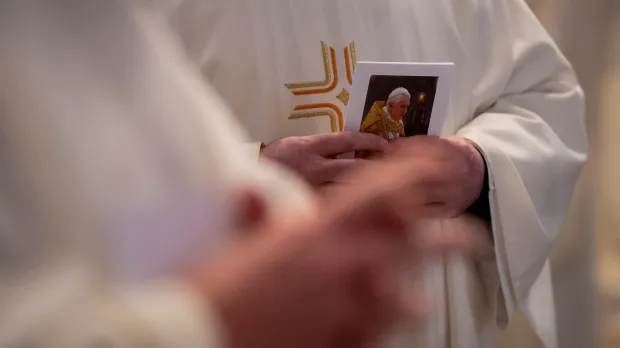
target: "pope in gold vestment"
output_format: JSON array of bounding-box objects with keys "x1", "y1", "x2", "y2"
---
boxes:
[{"x1": 360, "y1": 101, "x2": 406, "y2": 140}]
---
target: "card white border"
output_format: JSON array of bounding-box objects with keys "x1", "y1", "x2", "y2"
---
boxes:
[{"x1": 343, "y1": 61, "x2": 455, "y2": 136}]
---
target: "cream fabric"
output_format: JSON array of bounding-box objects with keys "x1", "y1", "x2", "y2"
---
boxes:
[
  {"x1": 0, "y1": 0, "x2": 313, "y2": 347},
  {"x1": 162, "y1": 0, "x2": 588, "y2": 347}
]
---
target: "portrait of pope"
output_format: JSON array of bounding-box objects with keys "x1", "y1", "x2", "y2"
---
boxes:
[{"x1": 359, "y1": 87, "x2": 411, "y2": 141}]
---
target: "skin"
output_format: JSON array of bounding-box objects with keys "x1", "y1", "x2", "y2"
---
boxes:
[
  {"x1": 261, "y1": 131, "x2": 486, "y2": 218},
  {"x1": 261, "y1": 132, "x2": 388, "y2": 187},
  {"x1": 386, "y1": 96, "x2": 410, "y2": 121},
  {"x1": 196, "y1": 152, "x2": 479, "y2": 348},
  {"x1": 384, "y1": 135, "x2": 486, "y2": 217}
]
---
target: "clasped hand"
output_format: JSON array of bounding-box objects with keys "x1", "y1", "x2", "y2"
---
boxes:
[
  {"x1": 202, "y1": 147, "x2": 481, "y2": 348},
  {"x1": 382, "y1": 135, "x2": 486, "y2": 218},
  {"x1": 262, "y1": 132, "x2": 486, "y2": 218}
]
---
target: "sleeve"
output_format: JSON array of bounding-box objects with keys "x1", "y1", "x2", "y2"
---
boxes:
[
  {"x1": 0, "y1": 1, "x2": 237, "y2": 347},
  {"x1": 149, "y1": 0, "x2": 266, "y2": 161},
  {"x1": 242, "y1": 142, "x2": 265, "y2": 160},
  {"x1": 455, "y1": 0, "x2": 587, "y2": 333},
  {"x1": 0, "y1": 265, "x2": 224, "y2": 348}
]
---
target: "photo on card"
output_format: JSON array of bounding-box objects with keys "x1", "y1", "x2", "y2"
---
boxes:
[
  {"x1": 360, "y1": 75, "x2": 437, "y2": 140},
  {"x1": 343, "y1": 62, "x2": 455, "y2": 158}
]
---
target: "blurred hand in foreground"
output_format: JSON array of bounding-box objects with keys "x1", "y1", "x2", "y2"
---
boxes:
[{"x1": 196, "y1": 150, "x2": 481, "y2": 348}]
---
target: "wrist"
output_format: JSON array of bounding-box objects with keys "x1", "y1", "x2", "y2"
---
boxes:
[
  {"x1": 463, "y1": 139, "x2": 491, "y2": 221},
  {"x1": 444, "y1": 136, "x2": 486, "y2": 198},
  {"x1": 467, "y1": 141, "x2": 486, "y2": 198}
]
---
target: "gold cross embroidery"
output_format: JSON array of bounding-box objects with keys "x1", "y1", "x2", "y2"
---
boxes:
[{"x1": 285, "y1": 41, "x2": 357, "y2": 132}]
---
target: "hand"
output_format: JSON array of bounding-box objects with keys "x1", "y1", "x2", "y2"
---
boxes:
[
  {"x1": 384, "y1": 136, "x2": 486, "y2": 218},
  {"x1": 260, "y1": 132, "x2": 388, "y2": 187},
  {"x1": 196, "y1": 160, "x2": 477, "y2": 348},
  {"x1": 195, "y1": 192, "x2": 406, "y2": 348}
]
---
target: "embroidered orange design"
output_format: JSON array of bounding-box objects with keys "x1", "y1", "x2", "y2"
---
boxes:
[{"x1": 285, "y1": 41, "x2": 357, "y2": 132}]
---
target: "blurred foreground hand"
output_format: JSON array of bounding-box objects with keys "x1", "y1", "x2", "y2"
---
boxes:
[{"x1": 196, "y1": 152, "x2": 481, "y2": 348}]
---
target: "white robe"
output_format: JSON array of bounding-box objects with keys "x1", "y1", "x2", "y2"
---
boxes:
[
  {"x1": 497, "y1": 2, "x2": 610, "y2": 347},
  {"x1": 160, "y1": 0, "x2": 588, "y2": 347},
  {"x1": 0, "y1": 0, "x2": 313, "y2": 347}
]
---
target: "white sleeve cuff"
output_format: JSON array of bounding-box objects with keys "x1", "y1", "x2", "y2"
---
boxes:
[
  {"x1": 242, "y1": 142, "x2": 263, "y2": 160},
  {"x1": 122, "y1": 283, "x2": 227, "y2": 348}
]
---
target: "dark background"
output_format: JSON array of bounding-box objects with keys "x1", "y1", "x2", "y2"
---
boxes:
[{"x1": 361, "y1": 75, "x2": 438, "y2": 137}]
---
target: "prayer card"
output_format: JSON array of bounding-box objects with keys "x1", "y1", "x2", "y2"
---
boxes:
[{"x1": 343, "y1": 62, "x2": 455, "y2": 158}]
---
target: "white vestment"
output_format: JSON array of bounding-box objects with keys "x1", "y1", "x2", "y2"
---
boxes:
[
  {"x1": 160, "y1": 0, "x2": 588, "y2": 347},
  {"x1": 0, "y1": 0, "x2": 313, "y2": 347}
]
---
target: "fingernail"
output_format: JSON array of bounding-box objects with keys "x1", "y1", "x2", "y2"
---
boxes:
[{"x1": 381, "y1": 139, "x2": 389, "y2": 148}]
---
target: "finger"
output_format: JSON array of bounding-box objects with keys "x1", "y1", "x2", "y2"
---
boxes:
[
  {"x1": 324, "y1": 176, "x2": 430, "y2": 231},
  {"x1": 323, "y1": 233, "x2": 419, "y2": 347},
  {"x1": 388, "y1": 136, "x2": 457, "y2": 162},
  {"x1": 311, "y1": 132, "x2": 388, "y2": 157},
  {"x1": 232, "y1": 188, "x2": 269, "y2": 234},
  {"x1": 372, "y1": 159, "x2": 459, "y2": 208},
  {"x1": 320, "y1": 159, "x2": 415, "y2": 224},
  {"x1": 311, "y1": 159, "x2": 367, "y2": 186},
  {"x1": 320, "y1": 157, "x2": 460, "y2": 232}
]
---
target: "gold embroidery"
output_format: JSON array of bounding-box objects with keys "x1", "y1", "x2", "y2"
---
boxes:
[
  {"x1": 289, "y1": 103, "x2": 344, "y2": 132},
  {"x1": 349, "y1": 41, "x2": 357, "y2": 71},
  {"x1": 284, "y1": 42, "x2": 332, "y2": 90},
  {"x1": 336, "y1": 88, "x2": 350, "y2": 106},
  {"x1": 344, "y1": 46, "x2": 354, "y2": 85},
  {"x1": 289, "y1": 47, "x2": 338, "y2": 95},
  {"x1": 288, "y1": 111, "x2": 338, "y2": 134},
  {"x1": 285, "y1": 41, "x2": 356, "y2": 132}
]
